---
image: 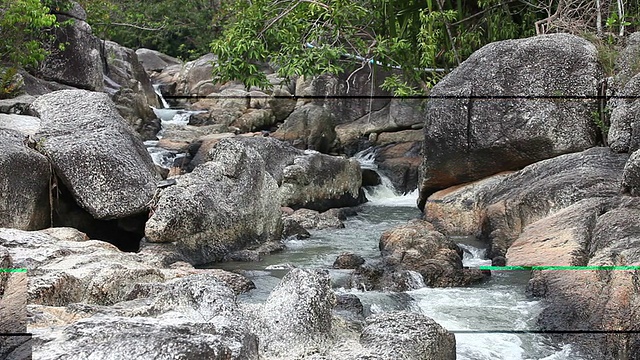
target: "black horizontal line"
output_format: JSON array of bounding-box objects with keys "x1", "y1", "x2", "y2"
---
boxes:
[
  {"x1": 163, "y1": 94, "x2": 634, "y2": 100},
  {"x1": 451, "y1": 330, "x2": 640, "y2": 334},
  {"x1": 0, "y1": 332, "x2": 32, "y2": 336}
]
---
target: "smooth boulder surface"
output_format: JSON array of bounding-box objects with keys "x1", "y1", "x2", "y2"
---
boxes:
[
  {"x1": 418, "y1": 33, "x2": 600, "y2": 210},
  {"x1": 272, "y1": 103, "x2": 338, "y2": 153},
  {"x1": 0, "y1": 129, "x2": 50, "y2": 230},
  {"x1": 622, "y1": 149, "x2": 640, "y2": 195},
  {"x1": 31, "y1": 90, "x2": 159, "y2": 220},
  {"x1": 506, "y1": 197, "x2": 640, "y2": 359},
  {"x1": 360, "y1": 312, "x2": 456, "y2": 360},
  {"x1": 145, "y1": 139, "x2": 282, "y2": 265},
  {"x1": 608, "y1": 72, "x2": 640, "y2": 153}
]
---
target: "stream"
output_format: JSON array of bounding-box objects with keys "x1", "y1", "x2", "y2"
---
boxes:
[
  {"x1": 216, "y1": 180, "x2": 585, "y2": 359},
  {"x1": 146, "y1": 92, "x2": 584, "y2": 359}
]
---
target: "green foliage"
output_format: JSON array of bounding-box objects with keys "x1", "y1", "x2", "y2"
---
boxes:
[
  {"x1": 79, "y1": 0, "x2": 222, "y2": 60},
  {"x1": 209, "y1": 0, "x2": 551, "y2": 94},
  {"x1": 0, "y1": 0, "x2": 58, "y2": 68},
  {"x1": 0, "y1": 67, "x2": 23, "y2": 99},
  {"x1": 591, "y1": 107, "x2": 610, "y2": 144}
]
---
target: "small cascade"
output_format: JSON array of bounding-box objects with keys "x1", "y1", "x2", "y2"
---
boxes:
[
  {"x1": 353, "y1": 147, "x2": 418, "y2": 207},
  {"x1": 145, "y1": 84, "x2": 206, "y2": 170}
]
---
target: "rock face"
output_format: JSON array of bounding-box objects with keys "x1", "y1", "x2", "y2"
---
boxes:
[
  {"x1": 360, "y1": 312, "x2": 456, "y2": 360},
  {"x1": 0, "y1": 129, "x2": 50, "y2": 230},
  {"x1": 424, "y1": 147, "x2": 628, "y2": 257},
  {"x1": 418, "y1": 33, "x2": 600, "y2": 210},
  {"x1": 145, "y1": 138, "x2": 282, "y2": 265},
  {"x1": 506, "y1": 197, "x2": 640, "y2": 359},
  {"x1": 103, "y1": 40, "x2": 161, "y2": 140},
  {"x1": 30, "y1": 90, "x2": 159, "y2": 220},
  {"x1": 38, "y1": 12, "x2": 103, "y2": 91},
  {"x1": 135, "y1": 48, "x2": 182, "y2": 73},
  {"x1": 254, "y1": 269, "x2": 335, "y2": 357}
]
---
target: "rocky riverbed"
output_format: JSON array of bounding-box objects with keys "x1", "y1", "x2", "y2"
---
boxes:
[{"x1": 2, "y1": 1, "x2": 640, "y2": 358}]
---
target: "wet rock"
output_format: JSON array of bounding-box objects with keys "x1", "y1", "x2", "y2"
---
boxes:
[
  {"x1": 0, "y1": 129, "x2": 50, "y2": 230},
  {"x1": 359, "y1": 311, "x2": 456, "y2": 360},
  {"x1": 333, "y1": 253, "x2": 365, "y2": 269},
  {"x1": 376, "y1": 141, "x2": 422, "y2": 194},
  {"x1": 31, "y1": 90, "x2": 160, "y2": 220},
  {"x1": 418, "y1": 33, "x2": 600, "y2": 210},
  {"x1": 379, "y1": 220, "x2": 485, "y2": 287},
  {"x1": 145, "y1": 138, "x2": 282, "y2": 265},
  {"x1": 282, "y1": 217, "x2": 311, "y2": 239},
  {"x1": 622, "y1": 149, "x2": 640, "y2": 195},
  {"x1": 286, "y1": 208, "x2": 344, "y2": 230},
  {"x1": 272, "y1": 103, "x2": 338, "y2": 153},
  {"x1": 255, "y1": 269, "x2": 335, "y2": 357},
  {"x1": 224, "y1": 241, "x2": 285, "y2": 262}
]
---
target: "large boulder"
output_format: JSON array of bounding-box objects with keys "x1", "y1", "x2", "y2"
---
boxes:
[
  {"x1": 418, "y1": 33, "x2": 600, "y2": 210},
  {"x1": 254, "y1": 269, "x2": 335, "y2": 357},
  {"x1": 37, "y1": 13, "x2": 103, "y2": 91},
  {"x1": 144, "y1": 138, "x2": 283, "y2": 265},
  {"x1": 103, "y1": 40, "x2": 161, "y2": 140},
  {"x1": 424, "y1": 147, "x2": 628, "y2": 257},
  {"x1": 30, "y1": 90, "x2": 159, "y2": 220},
  {"x1": 272, "y1": 103, "x2": 338, "y2": 153},
  {"x1": 507, "y1": 197, "x2": 640, "y2": 359},
  {"x1": 135, "y1": 48, "x2": 182, "y2": 73},
  {"x1": 0, "y1": 129, "x2": 50, "y2": 230},
  {"x1": 207, "y1": 137, "x2": 364, "y2": 211},
  {"x1": 359, "y1": 311, "x2": 456, "y2": 360},
  {"x1": 622, "y1": 149, "x2": 640, "y2": 195}
]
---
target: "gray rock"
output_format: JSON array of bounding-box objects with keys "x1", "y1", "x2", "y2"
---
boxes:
[
  {"x1": 135, "y1": 48, "x2": 182, "y2": 73},
  {"x1": 31, "y1": 90, "x2": 159, "y2": 220},
  {"x1": 622, "y1": 149, "x2": 640, "y2": 195},
  {"x1": 273, "y1": 103, "x2": 338, "y2": 153},
  {"x1": 333, "y1": 252, "x2": 365, "y2": 269},
  {"x1": 0, "y1": 114, "x2": 41, "y2": 136},
  {"x1": 103, "y1": 40, "x2": 160, "y2": 140},
  {"x1": 418, "y1": 33, "x2": 600, "y2": 210},
  {"x1": 49, "y1": 0, "x2": 87, "y2": 21},
  {"x1": 0, "y1": 94, "x2": 35, "y2": 115},
  {"x1": 286, "y1": 208, "x2": 345, "y2": 230},
  {"x1": 256, "y1": 268, "x2": 335, "y2": 357},
  {"x1": 214, "y1": 137, "x2": 364, "y2": 211},
  {"x1": 0, "y1": 129, "x2": 50, "y2": 230},
  {"x1": 145, "y1": 138, "x2": 282, "y2": 265},
  {"x1": 38, "y1": 17, "x2": 103, "y2": 91},
  {"x1": 360, "y1": 311, "x2": 456, "y2": 360},
  {"x1": 608, "y1": 72, "x2": 640, "y2": 153},
  {"x1": 32, "y1": 274, "x2": 258, "y2": 360}
]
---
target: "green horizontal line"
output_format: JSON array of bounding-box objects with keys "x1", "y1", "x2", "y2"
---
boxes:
[
  {"x1": 0, "y1": 269, "x2": 27, "y2": 273},
  {"x1": 479, "y1": 266, "x2": 640, "y2": 271}
]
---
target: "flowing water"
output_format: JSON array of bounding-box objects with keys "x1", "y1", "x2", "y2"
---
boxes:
[{"x1": 215, "y1": 148, "x2": 586, "y2": 359}]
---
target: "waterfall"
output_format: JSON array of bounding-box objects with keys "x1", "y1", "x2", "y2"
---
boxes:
[
  {"x1": 153, "y1": 84, "x2": 170, "y2": 109},
  {"x1": 353, "y1": 147, "x2": 418, "y2": 207}
]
